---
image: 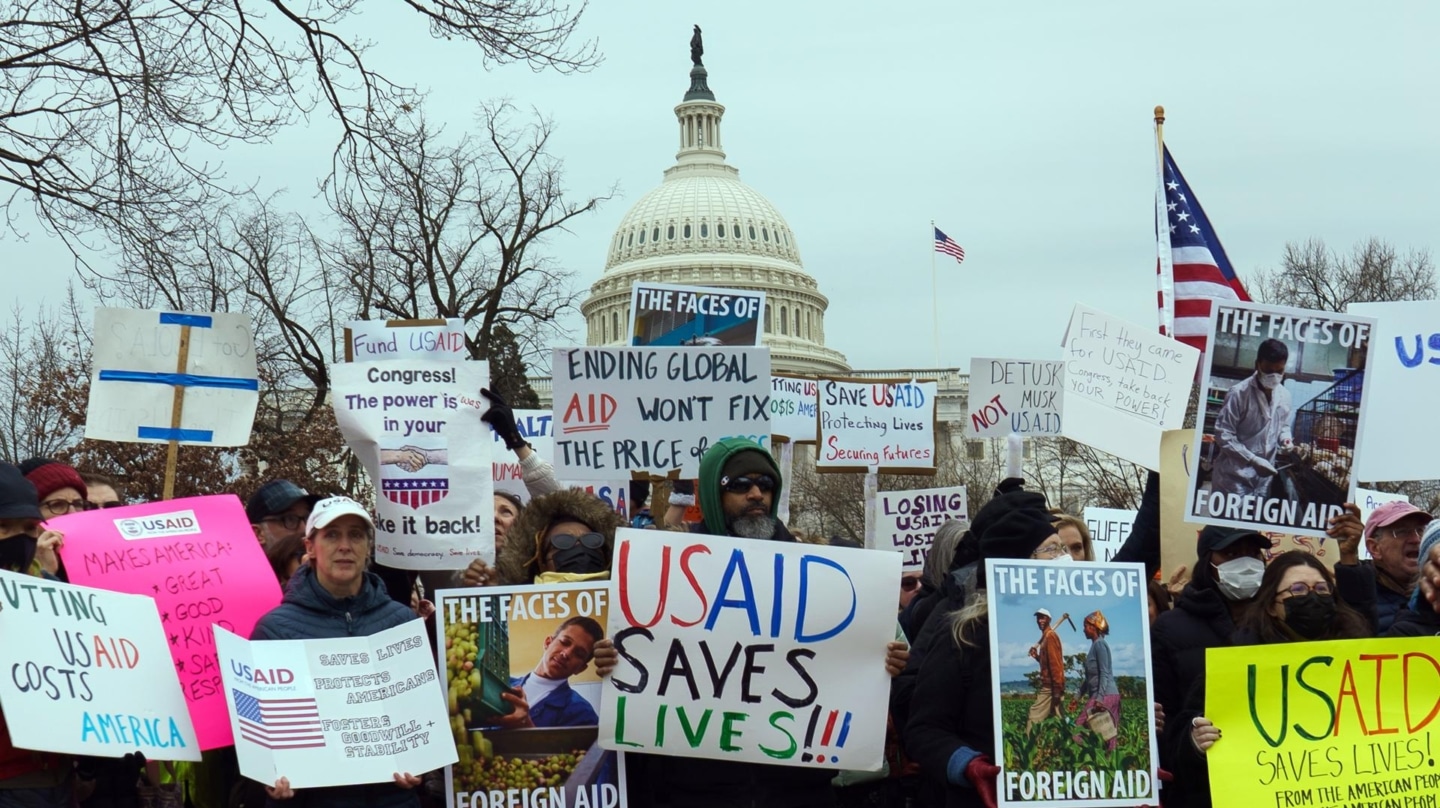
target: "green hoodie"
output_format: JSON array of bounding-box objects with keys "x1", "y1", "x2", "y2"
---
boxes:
[{"x1": 697, "y1": 437, "x2": 782, "y2": 536}]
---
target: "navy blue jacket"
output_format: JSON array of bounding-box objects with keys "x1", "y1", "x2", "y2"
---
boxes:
[
  {"x1": 250, "y1": 566, "x2": 422, "y2": 808},
  {"x1": 511, "y1": 675, "x2": 599, "y2": 727}
]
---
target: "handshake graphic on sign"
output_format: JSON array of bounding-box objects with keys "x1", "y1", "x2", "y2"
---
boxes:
[{"x1": 381, "y1": 446, "x2": 447, "y2": 473}]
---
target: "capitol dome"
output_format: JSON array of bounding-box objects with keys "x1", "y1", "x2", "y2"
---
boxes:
[{"x1": 581, "y1": 48, "x2": 849, "y2": 376}]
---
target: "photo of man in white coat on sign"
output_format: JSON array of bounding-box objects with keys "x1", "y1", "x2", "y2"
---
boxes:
[{"x1": 1208, "y1": 338, "x2": 1293, "y2": 500}]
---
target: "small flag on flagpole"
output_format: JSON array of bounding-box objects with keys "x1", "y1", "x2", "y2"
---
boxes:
[{"x1": 934, "y1": 227, "x2": 966, "y2": 265}]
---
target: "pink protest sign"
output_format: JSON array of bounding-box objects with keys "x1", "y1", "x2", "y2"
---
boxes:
[{"x1": 52, "y1": 494, "x2": 282, "y2": 750}]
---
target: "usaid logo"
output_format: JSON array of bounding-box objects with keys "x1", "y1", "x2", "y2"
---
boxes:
[{"x1": 114, "y1": 510, "x2": 201, "y2": 540}]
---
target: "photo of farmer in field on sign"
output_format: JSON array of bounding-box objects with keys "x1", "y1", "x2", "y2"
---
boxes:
[{"x1": 1025, "y1": 608, "x2": 1070, "y2": 731}]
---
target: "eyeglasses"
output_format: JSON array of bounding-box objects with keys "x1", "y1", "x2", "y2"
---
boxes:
[
  {"x1": 83, "y1": 501, "x2": 126, "y2": 511},
  {"x1": 1380, "y1": 526, "x2": 1424, "y2": 541},
  {"x1": 900, "y1": 576, "x2": 922, "y2": 592},
  {"x1": 1033, "y1": 542, "x2": 1067, "y2": 559},
  {"x1": 261, "y1": 514, "x2": 306, "y2": 530},
  {"x1": 1280, "y1": 581, "x2": 1333, "y2": 598},
  {"x1": 721, "y1": 474, "x2": 776, "y2": 494},
  {"x1": 549, "y1": 532, "x2": 605, "y2": 551},
  {"x1": 41, "y1": 499, "x2": 87, "y2": 515}
]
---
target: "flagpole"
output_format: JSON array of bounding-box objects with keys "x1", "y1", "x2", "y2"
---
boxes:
[
  {"x1": 930, "y1": 220, "x2": 940, "y2": 368},
  {"x1": 1154, "y1": 105, "x2": 1176, "y2": 338}
]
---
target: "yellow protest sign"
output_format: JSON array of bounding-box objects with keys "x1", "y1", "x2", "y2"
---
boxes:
[{"x1": 1206, "y1": 639, "x2": 1440, "y2": 807}]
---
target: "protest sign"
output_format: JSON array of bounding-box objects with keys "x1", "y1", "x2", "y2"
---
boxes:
[
  {"x1": 550, "y1": 347, "x2": 771, "y2": 480},
  {"x1": 986, "y1": 559, "x2": 1158, "y2": 808},
  {"x1": 345, "y1": 318, "x2": 468, "y2": 362},
  {"x1": 1205, "y1": 638, "x2": 1440, "y2": 808},
  {"x1": 0, "y1": 569, "x2": 201, "y2": 760},
  {"x1": 53, "y1": 495, "x2": 281, "y2": 750},
  {"x1": 1356, "y1": 488, "x2": 1412, "y2": 561},
  {"x1": 874, "y1": 487, "x2": 967, "y2": 571},
  {"x1": 1060, "y1": 306, "x2": 1199, "y2": 470},
  {"x1": 332, "y1": 361, "x2": 493, "y2": 570},
  {"x1": 491, "y1": 410, "x2": 630, "y2": 517},
  {"x1": 86, "y1": 308, "x2": 259, "y2": 446},
  {"x1": 215, "y1": 620, "x2": 456, "y2": 789},
  {"x1": 816, "y1": 377, "x2": 938, "y2": 473},
  {"x1": 968, "y1": 358, "x2": 1065, "y2": 438},
  {"x1": 770, "y1": 375, "x2": 819, "y2": 444},
  {"x1": 1083, "y1": 508, "x2": 1136, "y2": 563},
  {"x1": 436, "y1": 582, "x2": 626, "y2": 808},
  {"x1": 1348, "y1": 300, "x2": 1440, "y2": 482},
  {"x1": 1185, "y1": 302, "x2": 1375, "y2": 538},
  {"x1": 600, "y1": 528, "x2": 899, "y2": 771},
  {"x1": 629, "y1": 282, "x2": 765, "y2": 347}
]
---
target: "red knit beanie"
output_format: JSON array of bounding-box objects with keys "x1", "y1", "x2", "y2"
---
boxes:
[{"x1": 25, "y1": 462, "x2": 87, "y2": 502}]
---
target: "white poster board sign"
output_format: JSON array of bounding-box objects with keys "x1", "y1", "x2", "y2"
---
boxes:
[
  {"x1": 770, "y1": 375, "x2": 819, "y2": 444},
  {"x1": 816, "y1": 377, "x2": 938, "y2": 474},
  {"x1": 1083, "y1": 507, "x2": 1137, "y2": 562},
  {"x1": 1347, "y1": 300, "x2": 1439, "y2": 482},
  {"x1": 346, "y1": 319, "x2": 467, "y2": 362},
  {"x1": 215, "y1": 621, "x2": 456, "y2": 789},
  {"x1": 86, "y1": 309, "x2": 259, "y2": 446},
  {"x1": 628, "y1": 282, "x2": 766, "y2": 347},
  {"x1": 599, "y1": 528, "x2": 898, "y2": 771},
  {"x1": 0, "y1": 569, "x2": 201, "y2": 760},
  {"x1": 332, "y1": 362, "x2": 493, "y2": 570},
  {"x1": 967, "y1": 358, "x2": 1064, "y2": 438},
  {"x1": 550, "y1": 347, "x2": 771, "y2": 479},
  {"x1": 1060, "y1": 305, "x2": 1199, "y2": 470},
  {"x1": 1185, "y1": 302, "x2": 1375, "y2": 538},
  {"x1": 874, "y1": 486, "x2": 968, "y2": 571},
  {"x1": 492, "y1": 409, "x2": 553, "y2": 503}
]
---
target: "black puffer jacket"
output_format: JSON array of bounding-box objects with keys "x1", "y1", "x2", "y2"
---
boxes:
[
  {"x1": 250, "y1": 566, "x2": 421, "y2": 808},
  {"x1": 1385, "y1": 605, "x2": 1440, "y2": 636},
  {"x1": 902, "y1": 618, "x2": 994, "y2": 808}
]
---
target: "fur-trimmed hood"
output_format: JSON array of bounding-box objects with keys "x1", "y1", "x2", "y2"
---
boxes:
[{"x1": 495, "y1": 488, "x2": 624, "y2": 585}]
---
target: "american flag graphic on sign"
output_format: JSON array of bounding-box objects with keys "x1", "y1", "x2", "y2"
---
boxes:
[
  {"x1": 233, "y1": 690, "x2": 325, "y2": 750},
  {"x1": 382, "y1": 477, "x2": 449, "y2": 509}
]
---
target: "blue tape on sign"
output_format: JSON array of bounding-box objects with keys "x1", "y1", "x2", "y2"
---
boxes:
[
  {"x1": 158, "y1": 313, "x2": 213, "y2": 328},
  {"x1": 98, "y1": 370, "x2": 259, "y2": 391},
  {"x1": 137, "y1": 427, "x2": 215, "y2": 442}
]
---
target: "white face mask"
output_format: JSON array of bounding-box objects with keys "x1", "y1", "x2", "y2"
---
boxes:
[
  {"x1": 1258, "y1": 372, "x2": 1284, "y2": 390},
  {"x1": 1214, "y1": 556, "x2": 1265, "y2": 601},
  {"x1": 1048, "y1": 553, "x2": 1075, "y2": 564}
]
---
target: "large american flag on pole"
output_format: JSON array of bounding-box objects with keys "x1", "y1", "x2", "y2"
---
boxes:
[
  {"x1": 233, "y1": 690, "x2": 325, "y2": 750},
  {"x1": 1156, "y1": 146, "x2": 1250, "y2": 353},
  {"x1": 934, "y1": 227, "x2": 966, "y2": 264}
]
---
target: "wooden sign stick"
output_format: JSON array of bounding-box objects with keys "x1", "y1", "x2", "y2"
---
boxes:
[{"x1": 161, "y1": 324, "x2": 192, "y2": 501}]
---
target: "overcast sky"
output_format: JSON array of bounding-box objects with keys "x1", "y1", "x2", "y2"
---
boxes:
[{"x1": 5, "y1": 1, "x2": 1437, "y2": 372}]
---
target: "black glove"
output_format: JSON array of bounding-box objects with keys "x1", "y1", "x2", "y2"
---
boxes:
[{"x1": 480, "y1": 389, "x2": 527, "y2": 451}]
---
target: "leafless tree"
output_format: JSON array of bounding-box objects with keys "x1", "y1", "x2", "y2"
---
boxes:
[
  {"x1": 1250, "y1": 238, "x2": 1435, "y2": 311},
  {"x1": 0, "y1": 293, "x2": 87, "y2": 462},
  {"x1": 2, "y1": 0, "x2": 598, "y2": 268}
]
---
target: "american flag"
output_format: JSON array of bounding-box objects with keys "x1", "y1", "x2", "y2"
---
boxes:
[
  {"x1": 1157, "y1": 146, "x2": 1250, "y2": 353},
  {"x1": 382, "y1": 477, "x2": 449, "y2": 509},
  {"x1": 934, "y1": 227, "x2": 966, "y2": 264},
  {"x1": 233, "y1": 690, "x2": 325, "y2": 750}
]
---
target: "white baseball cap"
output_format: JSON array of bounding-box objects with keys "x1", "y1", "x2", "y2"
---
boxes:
[
  {"x1": 305, "y1": 496, "x2": 375, "y2": 534},
  {"x1": 1035, "y1": 608, "x2": 1052, "y2": 619}
]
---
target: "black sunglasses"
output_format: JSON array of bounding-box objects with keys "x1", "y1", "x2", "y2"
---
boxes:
[
  {"x1": 721, "y1": 474, "x2": 776, "y2": 494},
  {"x1": 549, "y1": 532, "x2": 605, "y2": 551}
]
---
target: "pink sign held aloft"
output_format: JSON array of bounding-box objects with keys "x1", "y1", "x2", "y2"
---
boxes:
[{"x1": 53, "y1": 494, "x2": 283, "y2": 751}]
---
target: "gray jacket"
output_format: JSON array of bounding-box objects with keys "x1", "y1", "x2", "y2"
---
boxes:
[{"x1": 1081, "y1": 637, "x2": 1118, "y2": 699}]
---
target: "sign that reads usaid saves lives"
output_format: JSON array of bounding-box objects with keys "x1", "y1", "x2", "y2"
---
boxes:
[{"x1": 52, "y1": 495, "x2": 282, "y2": 750}]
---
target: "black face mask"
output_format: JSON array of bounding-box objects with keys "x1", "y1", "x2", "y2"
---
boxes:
[
  {"x1": 0, "y1": 535, "x2": 35, "y2": 572},
  {"x1": 552, "y1": 543, "x2": 607, "y2": 575},
  {"x1": 1283, "y1": 594, "x2": 1336, "y2": 639}
]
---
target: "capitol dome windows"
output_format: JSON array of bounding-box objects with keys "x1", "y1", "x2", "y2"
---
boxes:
[
  {"x1": 683, "y1": 224, "x2": 691, "y2": 238},
  {"x1": 780, "y1": 305, "x2": 788, "y2": 335},
  {"x1": 717, "y1": 223, "x2": 726, "y2": 238},
  {"x1": 653, "y1": 227, "x2": 660, "y2": 242},
  {"x1": 748, "y1": 226, "x2": 757, "y2": 241},
  {"x1": 667, "y1": 225, "x2": 675, "y2": 240},
  {"x1": 627, "y1": 232, "x2": 634, "y2": 246},
  {"x1": 701, "y1": 223, "x2": 709, "y2": 237},
  {"x1": 762, "y1": 227, "x2": 769, "y2": 242}
]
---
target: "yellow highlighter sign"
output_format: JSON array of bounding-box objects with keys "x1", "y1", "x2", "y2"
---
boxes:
[{"x1": 1206, "y1": 639, "x2": 1440, "y2": 807}]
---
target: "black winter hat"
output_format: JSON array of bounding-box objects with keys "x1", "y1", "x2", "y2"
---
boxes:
[
  {"x1": 0, "y1": 463, "x2": 43, "y2": 520},
  {"x1": 977, "y1": 508, "x2": 1058, "y2": 561}
]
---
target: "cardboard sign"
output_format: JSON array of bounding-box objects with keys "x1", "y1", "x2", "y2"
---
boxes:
[
  {"x1": 874, "y1": 487, "x2": 968, "y2": 571},
  {"x1": 1083, "y1": 508, "x2": 1137, "y2": 563},
  {"x1": 1185, "y1": 302, "x2": 1375, "y2": 538},
  {"x1": 53, "y1": 495, "x2": 282, "y2": 750},
  {"x1": 968, "y1": 358, "x2": 1065, "y2": 438},
  {"x1": 600, "y1": 528, "x2": 899, "y2": 770},
  {"x1": 1347, "y1": 301, "x2": 1440, "y2": 482},
  {"x1": 1205, "y1": 639, "x2": 1440, "y2": 807},
  {"x1": 435, "y1": 583, "x2": 627, "y2": 808},
  {"x1": 215, "y1": 621, "x2": 456, "y2": 789},
  {"x1": 345, "y1": 318, "x2": 468, "y2": 362},
  {"x1": 1060, "y1": 306, "x2": 1199, "y2": 470},
  {"x1": 628, "y1": 282, "x2": 765, "y2": 347},
  {"x1": 986, "y1": 560, "x2": 1159, "y2": 808},
  {"x1": 332, "y1": 361, "x2": 493, "y2": 570},
  {"x1": 86, "y1": 308, "x2": 259, "y2": 446},
  {"x1": 0, "y1": 569, "x2": 201, "y2": 760},
  {"x1": 550, "y1": 347, "x2": 771, "y2": 480},
  {"x1": 770, "y1": 375, "x2": 819, "y2": 444},
  {"x1": 816, "y1": 377, "x2": 938, "y2": 474}
]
